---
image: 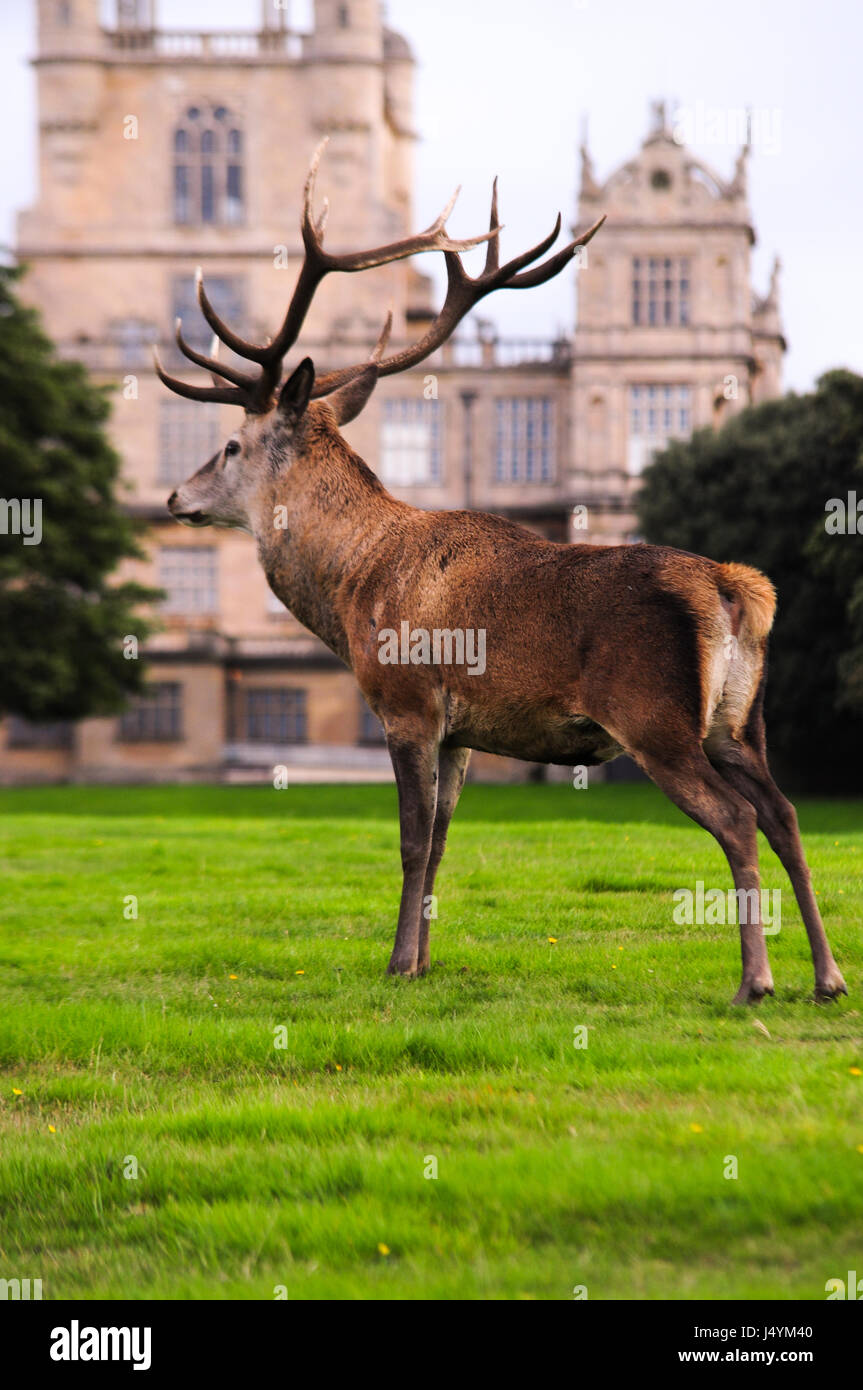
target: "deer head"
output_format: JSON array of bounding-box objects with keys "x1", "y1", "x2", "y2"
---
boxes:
[
  {"x1": 159, "y1": 140, "x2": 605, "y2": 532},
  {"x1": 165, "y1": 357, "x2": 319, "y2": 533}
]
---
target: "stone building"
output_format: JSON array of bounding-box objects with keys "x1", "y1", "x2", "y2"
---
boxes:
[
  {"x1": 572, "y1": 101, "x2": 785, "y2": 541},
  {"x1": 2, "y1": 2, "x2": 785, "y2": 783}
]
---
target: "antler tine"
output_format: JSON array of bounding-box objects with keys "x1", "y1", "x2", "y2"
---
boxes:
[
  {"x1": 209, "y1": 334, "x2": 221, "y2": 388},
  {"x1": 371, "y1": 309, "x2": 394, "y2": 363},
  {"x1": 311, "y1": 309, "x2": 394, "y2": 398},
  {"x1": 312, "y1": 271, "x2": 469, "y2": 395},
  {"x1": 484, "y1": 178, "x2": 500, "y2": 275},
  {"x1": 504, "y1": 214, "x2": 607, "y2": 289},
  {"x1": 328, "y1": 212, "x2": 499, "y2": 270},
  {"x1": 491, "y1": 212, "x2": 563, "y2": 283},
  {"x1": 372, "y1": 258, "x2": 473, "y2": 382},
  {"x1": 301, "y1": 137, "x2": 330, "y2": 252},
  {"x1": 196, "y1": 268, "x2": 273, "y2": 365},
  {"x1": 426, "y1": 184, "x2": 460, "y2": 233},
  {"x1": 174, "y1": 318, "x2": 262, "y2": 392},
  {"x1": 207, "y1": 335, "x2": 232, "y2": 389},
  {"x1": 152, "y1": 345, "x2": 247, "y2": 407}
]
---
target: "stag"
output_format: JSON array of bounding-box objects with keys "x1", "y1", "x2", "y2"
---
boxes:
[{"x1": 157, "y1": 142, "x2": 846, "y2": 1005}]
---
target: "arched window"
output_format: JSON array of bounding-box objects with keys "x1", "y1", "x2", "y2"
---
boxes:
[{"x1": 172, "y1": 103, "x2": 244, "y2": 227}]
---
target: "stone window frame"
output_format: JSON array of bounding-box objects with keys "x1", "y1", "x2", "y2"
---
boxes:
[
  {"x1": 158, "y1": 545, "x2": 219, "y2": 616},
  {"x1": 243, "y1": 688, "x2": 308, "y2": 744},
  {"x1": 493, "y1": 396, "x2": 555, "y2": 484},
  {"x1": 627, "y1": 383, "x2": 692, "y2": 474},
  {"x1": 117, "y1": 682, "x2": 183, "y2": 743},
  {"x1": 379, "y1": 398, "x2": 443, "y2": 486},
  {"x1": 173, "y1": 103, "x2": 244, "y2": 227},
  {"x1": 631, "y1": 256, "x2": 691, "y2": 327},
  {"x1": 5, "y1": 717, "x2": 74, "y2": 750},
  {"x1": 157, "y1": 399, "x2": 222, "y2": 487}
]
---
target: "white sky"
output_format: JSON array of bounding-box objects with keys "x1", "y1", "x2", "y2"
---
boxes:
[{"x1": 0, "y1": 0, "x2": 860, "y2": 391}]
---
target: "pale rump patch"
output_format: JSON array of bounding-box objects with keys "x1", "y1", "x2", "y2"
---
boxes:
[
  {"x1": 657, "y1": 554, "x2": 775, "y2": 741},
  {"x1": 715, "y1": 562, "x2": 776, "y2": 643},
  {"x1": 713, "y1": 562, "x2": 776, "y2": 739}
]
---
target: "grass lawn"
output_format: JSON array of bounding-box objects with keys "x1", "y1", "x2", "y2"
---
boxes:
[{"x1": 0, "y1": 781, "x2": 860, "y2": 1301}]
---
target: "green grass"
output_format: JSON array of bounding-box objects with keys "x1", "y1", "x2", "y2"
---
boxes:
[{"x1": 0, "y1": 781, "x2": 861, "y2": 1301}]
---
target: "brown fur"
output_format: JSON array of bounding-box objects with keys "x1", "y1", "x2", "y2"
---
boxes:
[
  {"x1": 166, "y1": 396, "x2": 846, "y2": 1005},
  {"x1": 160, "y1": 153, "x2": 843, "y2": 1003}
]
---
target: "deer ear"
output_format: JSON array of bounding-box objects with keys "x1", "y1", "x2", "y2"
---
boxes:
[
  {"x1": 327, "y1": 363, "x2": 379, "y2": 426},
  {"x1": 277, "y1": 357, "x2": 315, "y2": 424}
]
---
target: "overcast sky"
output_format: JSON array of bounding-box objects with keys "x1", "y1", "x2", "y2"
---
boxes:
[{"x1": 0, "y1": 0, "x2": 860, "y2": 391}]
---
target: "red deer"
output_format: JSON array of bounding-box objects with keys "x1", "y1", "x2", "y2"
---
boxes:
[{"x1": 157, "y1": 142, "x2": 846, "y2": 1005}]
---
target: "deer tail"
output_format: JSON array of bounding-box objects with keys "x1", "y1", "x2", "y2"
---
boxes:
[{"x1": 715, "y1": 562, "x2": 776, "y2": 643}]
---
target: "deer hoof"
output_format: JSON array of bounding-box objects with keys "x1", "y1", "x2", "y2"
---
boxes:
[
  {"x1": 386, "y1": 957, "x2": 418, "y2": 979},
  {"x1": 731, "y1": 976, "x2": 774, "y2": 1005},
  {"x1": 814, "y1": 970, "x2": 848, "y2": 1001}
]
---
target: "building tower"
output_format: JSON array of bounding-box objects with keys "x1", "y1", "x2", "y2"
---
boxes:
[
  {"x1": 29, "y1": 0, "x2": 106, "y2": 241},
  {"x1": 302, "y1": 1, "x2": 420, "y2": 336},
  {"x1": 9, "y1": 0, "x2": 422, "y2": 783},
  {"x1": 570, "y1": 101, "x2": 784, "y2": 544}
]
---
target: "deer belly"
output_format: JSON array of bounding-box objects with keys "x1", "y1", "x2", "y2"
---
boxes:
[{"x1": 451, "y1": 711, "x2": 624, "y2": 767}]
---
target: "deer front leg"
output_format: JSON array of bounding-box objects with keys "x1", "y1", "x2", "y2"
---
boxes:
[
  {"x1": 417, "y1": 746, "x2": 471, "y2": 975},
  {"x1": 386, "y1": 736, "x2": 440, "y2": 978}
]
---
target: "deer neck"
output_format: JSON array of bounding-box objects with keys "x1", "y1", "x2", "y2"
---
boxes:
[{"x1": 252, "y1": 410, "x2": 405, "y2": 664}]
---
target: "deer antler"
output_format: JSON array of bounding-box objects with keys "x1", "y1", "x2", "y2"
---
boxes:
[
  {"x1": 154, "y1": 139, "x2": 498, "y2": 414},
  {"x1": 154, "y1": 141, "x2": 605, "y2": 413},
  {"x1": 311, "y1": 180, "x2": 606, "y2": 397}
]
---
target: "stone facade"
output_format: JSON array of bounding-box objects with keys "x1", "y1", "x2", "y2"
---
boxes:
[
  {"x1": 1, "y1": 5, "x2": 785, "y2": 784},
  {"x1": 571, "y1": 101, "x2": 785, "y2": 542}
]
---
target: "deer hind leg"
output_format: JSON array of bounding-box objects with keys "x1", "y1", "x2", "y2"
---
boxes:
[
  {"x1": 706, "y1": 735, "x2": 847, "y2": 1000},
  {"x1": 385, "y1": 733, "x2": 440, "y2": 978},
  {"x1": 416, "y1": 746, "x2": 471, "y2": 975},
  {"x1": 634, "y1": 743, "x2": 774, "y2": 1004}
]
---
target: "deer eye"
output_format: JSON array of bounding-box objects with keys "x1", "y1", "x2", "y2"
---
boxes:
[{"x1": 224, "y1": 440, "x2": 241, "y2": 459}]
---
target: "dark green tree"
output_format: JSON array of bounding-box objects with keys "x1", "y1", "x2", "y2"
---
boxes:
[
  {"x1": 0, "y1": 263, "x2": 158, "y2": 722},
  {"x1": 637, "y1": 369, "x2": 863, "y2": 792}
]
